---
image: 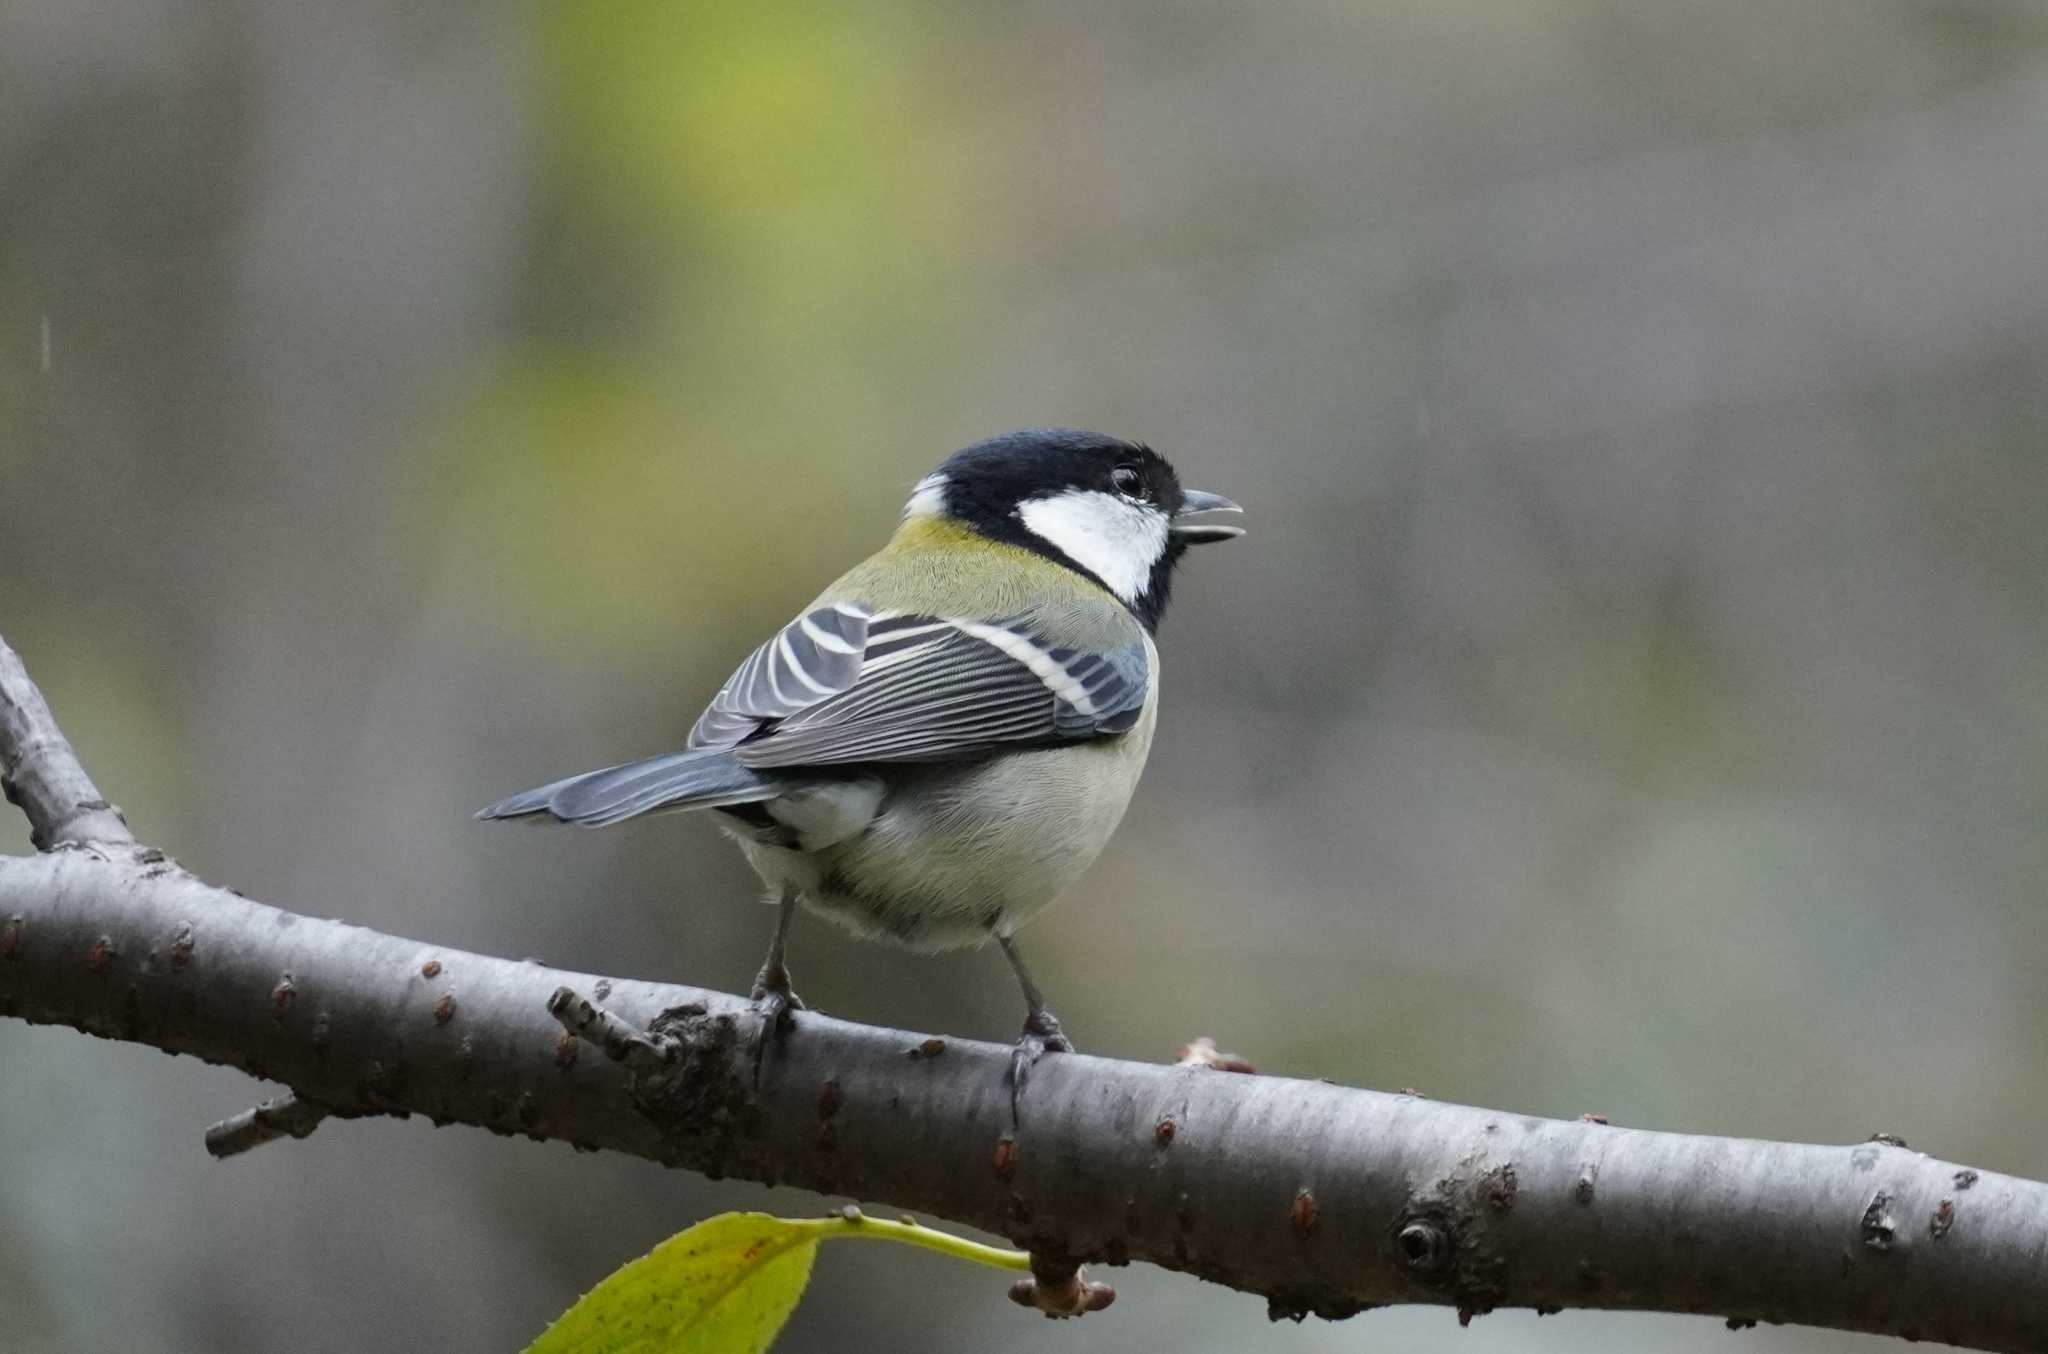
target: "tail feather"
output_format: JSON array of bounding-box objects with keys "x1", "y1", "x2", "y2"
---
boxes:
[{"x1": 476, "y1": 749, "x2": 778, "y2": 828}]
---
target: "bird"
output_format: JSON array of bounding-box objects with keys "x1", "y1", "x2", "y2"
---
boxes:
[{"x1": 478, "y1": 428, "x2": 1243, "y2": 1087}]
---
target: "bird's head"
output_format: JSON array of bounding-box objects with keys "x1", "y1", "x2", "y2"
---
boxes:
[{"x1": 902, "y1": 428, "x2": 1243, "y2": 630}]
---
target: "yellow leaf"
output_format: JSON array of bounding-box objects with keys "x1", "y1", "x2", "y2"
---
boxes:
[{"x1": 525, "y1": 1213, "x2": 819, "y2": 1354}]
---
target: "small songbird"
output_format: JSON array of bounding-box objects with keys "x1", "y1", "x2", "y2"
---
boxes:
[{"x1": 479, "y1": 429, "x2": 1242, "y2": 1083}]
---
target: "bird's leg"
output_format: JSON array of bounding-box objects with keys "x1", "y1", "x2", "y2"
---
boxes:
[
  {"x1": 750, "y1": 884, "x2": 807, "y2": 1013},
  {"x1": 749, "y1": 887, "x2": 805, "y2": 1083},
  {"x1": 998, "y1": 933, "x2": 1072, "y2": 1108}
]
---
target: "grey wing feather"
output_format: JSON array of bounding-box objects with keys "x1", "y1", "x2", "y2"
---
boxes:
[
  {"x1": 730, "y1": 617, "x2": 1149, "y2": 768},
  {"x1": 687, "y1": 602, "x2": 872, "y2": 750},
  {"x1": 1048, "y1": 642, "x2": 1149, "y2": 737},
  {"x1": 478, "y1": 604, "x2": 1148, "y2": 828}
]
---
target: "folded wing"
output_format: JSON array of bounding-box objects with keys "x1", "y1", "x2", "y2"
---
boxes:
[
  {"x1": 689, "y1": 604, "x2": 1148, "y2": 768},
  {"x1": 481, "y1": 602, "x2": 1149, "y2": 827}
]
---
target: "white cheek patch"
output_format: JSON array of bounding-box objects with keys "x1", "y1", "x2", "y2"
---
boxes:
[{"x1": 1016, "y1": 490, "x2": 1170, "y2": 603}]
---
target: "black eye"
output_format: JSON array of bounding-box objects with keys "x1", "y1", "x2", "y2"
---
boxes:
[{"x1": 1111, "y1": 465, "x2": 1146, "y2": 499}]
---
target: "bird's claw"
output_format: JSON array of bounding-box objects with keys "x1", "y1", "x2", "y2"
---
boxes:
[
  {"x1": 1008, "y1": 1008, "x2": 1072, "y2": 1118},
  {"x1": 748, "y1": 967, "x2": 805, "y2": 1085},
  {"x1": 749, "y1": 972, "x2": 806, "y2": 1014}
]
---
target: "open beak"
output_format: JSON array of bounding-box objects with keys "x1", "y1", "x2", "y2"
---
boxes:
[{"x1": 1171, "y1": 489, "x2": 1245, "y2": 544}]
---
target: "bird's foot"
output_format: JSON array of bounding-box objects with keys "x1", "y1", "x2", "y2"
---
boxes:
[
  {"x1": 748, "y1": 964, "x2": 806, "y2": 1085},
  {"x1": 749, "y1": 963, "x2": 807, "y2": 1016},
  {"x1": 1008, "y1": 1007, "x2": 1073, "y2": 1119}
]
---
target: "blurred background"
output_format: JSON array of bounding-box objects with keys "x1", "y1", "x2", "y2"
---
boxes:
[{"x1": 4, "y1": 2, "x2": 2046, "y2": 1350}]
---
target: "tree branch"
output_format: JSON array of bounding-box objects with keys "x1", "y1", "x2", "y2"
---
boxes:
[
  {"x1": 2, "y1": 631, "x2": 2045, "y2": 1350},
  {"x1": 204, "y1": 1091, "x2": 332, "y2": 1158},
  {"x1": 0, "y1": 636, "x2": 133, "y2": 850}
]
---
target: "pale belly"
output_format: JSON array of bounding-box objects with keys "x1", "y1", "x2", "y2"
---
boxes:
[{"x1": 728, "y1": 704, "x2": 1157, "y2": 952}]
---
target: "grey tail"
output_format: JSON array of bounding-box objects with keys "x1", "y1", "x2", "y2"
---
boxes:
[{"x1": 475, "y1": 749, "x2": 779, "y2": 828}]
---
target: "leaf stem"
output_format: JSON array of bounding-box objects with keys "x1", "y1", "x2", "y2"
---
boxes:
[{"x1": 793, "y1": 1210, "x2": 1031, "y2": 1272}]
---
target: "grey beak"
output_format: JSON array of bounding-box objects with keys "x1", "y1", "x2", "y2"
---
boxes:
[{"x1": 1172, "y1": 489, "x2": 1245, "y2": 543}]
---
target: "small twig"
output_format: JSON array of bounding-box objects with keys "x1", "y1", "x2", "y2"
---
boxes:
[
  {"x1": 547, "y1": 986, "x2": 672, "y2": 1072},
  {"x1": 204, "y1": 1092, "x2": 330, "y2": 1159},
  {"x1": 0, "y1": 633, "x2": 134, "y2": 851},
  {"x1": 1009, "y1": 1256, "x2": 1117, "y2": 1319}
]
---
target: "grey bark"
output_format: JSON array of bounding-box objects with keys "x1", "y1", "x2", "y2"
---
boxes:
[
  {"x1": 0, "y1": 637, "x2": 134, "y2": 850},
  {"x1": 2, "y1": 630, "x2": 2045, "y2": 1349}
]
